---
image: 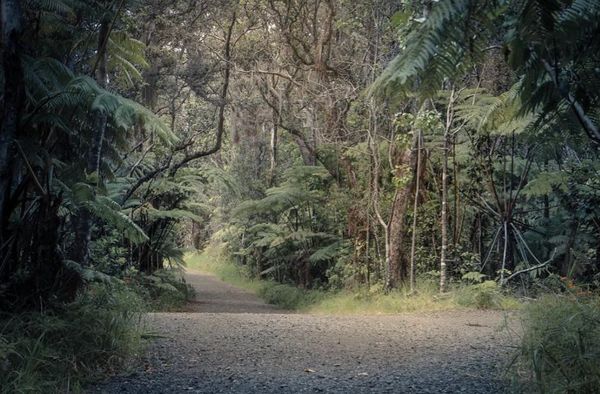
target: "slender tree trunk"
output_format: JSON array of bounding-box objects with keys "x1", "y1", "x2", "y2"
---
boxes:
[
  {"x1": 409, "y1": 130, "x2": 423, "y2": 293},
  {"x1": 440, "y1": 134, "x2": 449, "y2": 292},
  {"x1": 500, "y1": 220, "x2": 509, "y2": 284},
  {"x1": 366, "y1": 102, "x2": 391, "y2": 288},
  {"x1": 440, "y1": 88, "x2": 455, "y2": 293},
  {"x1": 0, "y1": 0, "x2": 24, "y2": 235},
  {"x1": 268, "y1": 115, "x2": 278, "y2": 186},
  {"x1": 452, "y1": 134, "x2": 461, "y2": 245},
  {"x1": 70, "y1": 16, "x2": 110, "y2": 265}
]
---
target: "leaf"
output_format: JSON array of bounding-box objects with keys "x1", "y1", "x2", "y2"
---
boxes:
[
  {"x1": 390, "y1": 11, "x2": 411, "y2": 27},
  {"x1": 309, "y1": 241, "x2": 349, "y2": 263},
  {"x1": 523, "y1": 171, "x2": 569, "y2": 198},
  {"x1": 86, "y1": 197, "x2": 148, "y2": 244},
  {"x1": 462, "y1": 271, "x2": 487, "y2": 283},
  {"x1": 71, "y1": 182, "x2": 94, "y2": 203}
]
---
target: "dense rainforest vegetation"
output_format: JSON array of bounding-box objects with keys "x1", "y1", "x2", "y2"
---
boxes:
[{"x1": 1, "y1": 0, "x2": 600, "y2": 391}]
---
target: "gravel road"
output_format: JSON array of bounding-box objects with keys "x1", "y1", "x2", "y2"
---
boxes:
[{"x1": 90, "y1": 269, "x2": 517, "y2": 393}]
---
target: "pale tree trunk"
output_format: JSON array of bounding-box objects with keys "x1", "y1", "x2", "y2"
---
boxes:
[
  {"x1": 268, "y1": 116, "x2": 278, "y2": 186},
  {"x1": 440, "y1": 87, "x2": 456, "y2": 293},
  {"x1": 0, "y1": 0, "x2": 24, "y2": 235},
  {"x1": 452, "y1": 134, "x2": 461, "y2": 245},
  {"x1": 409, "y1": 130, "x2": 423, "y2": 293},
  {"x1": 367, "y1": 101, "x2": 391, "y2": 288},
  {"x1": 440, "y1": 127, "x2": 449, "y2": 293}
]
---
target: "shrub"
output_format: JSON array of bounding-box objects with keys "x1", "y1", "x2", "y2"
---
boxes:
[
  {"x1": 0, "y1": 282, "x2": 144, "y2": 393},
  {"x1": 511, "y1": 295, "x2": 600, "y2": 393},
  {"x1": 128, "y1": 269, "x2": 195, "y2": 311},
  {"x1": 456, "y1": 281, "x2": 505, "y2": 309}
]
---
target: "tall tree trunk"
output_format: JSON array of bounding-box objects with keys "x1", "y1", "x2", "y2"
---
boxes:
[
  {"x1": 452, "y1": 134, "x2": 461, "y2": 245},
  {"x1": 268, "y1": 114, "x2": 278, "y2": 186},
  {"x1": 409, "y1": 130, "x2": 423, "y2": 293},
  {"x1": 70, "y1": 16, "x2": 110, "y2": 265},
  {"x1": 388, "y1": 131, "x2": 421, "y2": 288},
  {"x1": 0, "y1": 0, "x2": 24, "y2": 236},
  {"x1": 440, "y1": 132, "x2": 449, "y2": 292},
  {"x1": 440, "y1": 88, "x2": 455, "y2": 293},
  {"x1": 293, "y1": 134, "x2": 317, "y2": 165},
  {"x1": 367, "y1": 102, "x2": 391, "y2": 288}
]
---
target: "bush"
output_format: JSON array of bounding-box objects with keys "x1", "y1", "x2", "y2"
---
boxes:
[
  {"x1": 456, "y1": 281, "x2": 505, "y2": 309},
  {"x1": 127, "y1": 269, "x2": 195, "y2": 311},
  {"x1": 511, "y1": 295, "x2": 600, "y2": 393},
  {"x1": 0, "y1": 282, "x2": 144, "y2": 393}
]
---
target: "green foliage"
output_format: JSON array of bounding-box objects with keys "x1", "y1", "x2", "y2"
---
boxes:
[
  {"x1": 522, "y1": 171, "x2": 569, "y2": 199},
  {"x1": 258, "y1": 284, "x2": 324, "y2": 310},
  {"x1": 187, "y1": 247, "x2": 520, "y2": 313},
  {"x1": 455, "y1": 281, "x2": 505, "y2": 309},
  {"x1": 511, "y1": 295, "x2": 600, "y2": 393},
  {"x1": 0, "y1": 283, "x2": 144, "y2": 393},
  {"x1": 128, "y1": 269, "x2": 196, "y2": 311},
  {"x1": 85, "y1": 196, "x2": 149, "y2": 245},
  {"x1": 221, "y1": 166, "x2": 346, "y2": 287},
  {"x1": 372, "y1": 0, "x2": 500, "y2": 97},
  {"x1": 461, "y1": 271, "x2": 487, "y2": 283}
]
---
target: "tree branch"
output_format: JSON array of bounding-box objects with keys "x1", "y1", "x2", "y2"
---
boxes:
[
  {"x1": 501, "y1": 248, "x2": 557, "y2": 286},
  {"x1": 541, "y1": 59, "x2": 600, "y2": 144},
  {"x1": 123, "y1": 10, "x2": 237, "y2": 202}
]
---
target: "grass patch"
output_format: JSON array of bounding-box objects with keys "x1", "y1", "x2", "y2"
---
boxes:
[
  {"x1": 187, "y1": 244, "x2": 520, "y2": 314},
  {"x1": 509, "y1": 294, "x2": 600, "y2": 392},
  {"x1": 0, "y1": 282, "x2": 144, "y2": 393},
  {"x1": 0, "y1": 268, "x2": 196, "y2": 392}
]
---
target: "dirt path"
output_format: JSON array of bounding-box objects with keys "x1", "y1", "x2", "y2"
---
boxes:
[
  {"x1": 181, "y1": 269, "x2": 281, "y2": 314},
  {"x1": 91, "y1": 270, "x2": 517, "y2": 393}
]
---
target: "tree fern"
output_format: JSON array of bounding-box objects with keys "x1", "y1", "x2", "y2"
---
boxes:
[
  {"x1": 25, "y1": 0, "x2": 74, "y2": 15},
  {"x1": 372, "y1": 0, "x2": 501, "y2": 97},
  {"x1": 309, "y1": 240, "x2": 349, "y2": 264}
]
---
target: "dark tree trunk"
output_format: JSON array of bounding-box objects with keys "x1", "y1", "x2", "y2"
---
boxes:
[
  {"x1": 293, "y1": 134, "x2": 317, "y2": 166},
  {"x1": 387, "y1": 132, "x2": 424, "y2": 288},
  {"x1": 0, "y1": 0, "x2": 24, "y2": 237},
  {"x1": 70, "y1": 17, "x2": 110, "y2": 265}
]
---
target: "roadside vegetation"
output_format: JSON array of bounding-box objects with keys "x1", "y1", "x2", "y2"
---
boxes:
[
  {"x1": 0, "y1": 283, "x2": 143, "y2": 393},
  {"x1": 187, "y1": 244, "x2": 520, "y2": 313},
  {"x1": 510, "y1": 293, "x2": 600, "y2": 392},
  {"x1": 0, "y1": 271, "x2": 193, "y2": 393}
]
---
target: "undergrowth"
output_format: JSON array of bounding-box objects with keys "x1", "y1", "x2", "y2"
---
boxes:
[
  {"x1": 0, "y1": 282, "x2": 144, "y2": 393},
  {"x1": 0, "y1": 267, "x2": 194, "y2": 393},
  {"x1": 186, "y1": 244, "x2": 520, "y2": 313},
  {"x1": 127, "y1": 269, "x2": 196, "y2": 311},
  {"x1": 510, "y1": 293, "x2": 600, "y2": 393}
]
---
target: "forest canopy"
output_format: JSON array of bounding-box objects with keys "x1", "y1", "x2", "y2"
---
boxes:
[{"x1": 1, "y1": 0, "x2": 600, "y2": 305}]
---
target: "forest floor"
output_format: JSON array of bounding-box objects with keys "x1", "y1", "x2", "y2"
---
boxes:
[{"x1": 90, "y1": 269, "x2": 519, "y2": 393}]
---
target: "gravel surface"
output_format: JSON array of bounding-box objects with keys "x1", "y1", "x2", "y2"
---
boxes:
[{"x1": 90, "y1": 269, "x2": 518, "y2": 393}]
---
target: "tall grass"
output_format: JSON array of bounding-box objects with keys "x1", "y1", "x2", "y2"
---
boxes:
[
  {"x1": 0, "y1": 282, "x2": 144, "y2": 393},
  {"x1": 187, "y1": 244, "x2": 519, "y2": 313},
  {"x1": 510, "y1": 294, "x2": 600, "y2": 393}
]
